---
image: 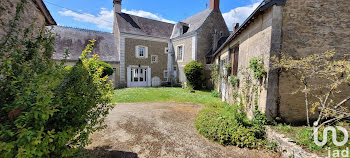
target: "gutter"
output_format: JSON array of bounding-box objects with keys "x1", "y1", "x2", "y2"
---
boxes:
[{"x1": 210, "y1": 0, "x2": 286, "y2": 57}]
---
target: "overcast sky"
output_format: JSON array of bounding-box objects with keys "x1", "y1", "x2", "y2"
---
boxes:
[{"x1": 44, "y1": 0, "x2": 262, "y2": 32}]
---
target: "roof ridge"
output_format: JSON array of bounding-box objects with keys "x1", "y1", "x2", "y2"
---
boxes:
[
  {"x1": 52, "y1": 25, "x2": 112, "y2": 34},
  {"x1": 181, "y1": 8, "x2": 213, "y2": 22},
  {"x1": 117, "y1": 12, "x2": 175, "y2": 25}
]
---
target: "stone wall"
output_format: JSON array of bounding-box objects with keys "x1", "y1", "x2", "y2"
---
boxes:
[
  {"x1": 0, "y1": 0, "x2": 46, "y2": 39},
  {"x1": 214, "y1": 6, "x2": 280, "y2": 119},
  {"x1": 172, "y1": 37, "x2": 193, "y2": 83},
  {"x1": 124, "y1": 38, "x2": 169, "y2": 84},
  {"x1": 197, "y1": 10, "x2": 230, "y2": 65},
  {"x1": 279, "y1": 0, "x2": 350, "y2": 123}
]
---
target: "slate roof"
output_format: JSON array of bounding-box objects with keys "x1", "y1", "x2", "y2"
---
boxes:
[
  {"x1": 210, "y1": 0, "x2": 287, "y2": 57},
  {"x1": 49, "y1": 26, "x2": 119, "y2": 63},
  {"x1": 116, "y1": 13, "x2": 174, "y2": 39},
  {"x1": 206, "y1": 36, "x2": 229, "y2": 57},
  {"x1": 171, "y1": 8, "x2": 213, "y2": 39}
]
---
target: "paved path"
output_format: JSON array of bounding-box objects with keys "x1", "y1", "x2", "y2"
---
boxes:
[{"x1": 85, "y1": 103, "x2": 279, "y2": 158}]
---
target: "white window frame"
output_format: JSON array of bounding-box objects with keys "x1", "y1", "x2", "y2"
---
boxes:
[
  {"x1": 135, "y1": 45, "x2": 148, "y2": 59},
  {"x1": 151, "y1": 55, "x2": 158, "y2": 63},
  {"x1": 176, "y1": 44, "x2": 184, "y2": 62},
  {"x1": 163, "y1": 70, "x2": 168, "y2": 79}
]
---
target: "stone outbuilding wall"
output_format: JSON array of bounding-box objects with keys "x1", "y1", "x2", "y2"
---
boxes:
[
  {"x1": 213, "y1": 5, "x2": 282, "y2": 120},
  {"x1": 279, "y1": 0, "x2": 350, "y2": 123},
  {"x1": 0, "y1": 0, "x2": 55, "y2": 39}
]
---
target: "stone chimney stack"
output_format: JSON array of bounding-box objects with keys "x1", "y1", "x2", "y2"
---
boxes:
[
  {"x1": 113, "y1": 0, "x2": 122, "y2": 13},
  {"x1": 209, "y1": 0, "x2": 220, "y2": 11},
  {"x1": 233, "y1": 23, "x2": 239, "y2": 32}
]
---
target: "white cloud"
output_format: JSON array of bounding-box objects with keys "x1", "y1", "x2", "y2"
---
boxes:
[
  {"x1": 121, "y1": 9, "x2": 176, "y2": 24},
  {"x1": 59, "y1": 8, "x2": 114, "y2": 31},
  {"x1": 58, "y1": 8, "x2": 175, "y2": 32},
  {"x1": 223, "y1": 1, "x2": 262, "y2": 30}
]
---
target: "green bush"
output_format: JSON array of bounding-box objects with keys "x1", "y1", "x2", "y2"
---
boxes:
[
  {"x1": 228, "y1": 76, "x2": 239, "y2": 87},
  {"x1": 0, "y1": 4, "x2": 114, "y2": 157},
  {"x1": 211, "y1": 90, "x2": 220, "y2": 98},
  {"x1": 195, "y1": 104, "x2": 267, "y2": 148},
  {"x1": 184, "y1": 61, "x2": 205, "y2": 90},
  {"x1": 249, "y1": 57, "x2": 267, "y2": 80},
  {"x1": 88, "y1": 60, "x2": 113, "y2": 77}
]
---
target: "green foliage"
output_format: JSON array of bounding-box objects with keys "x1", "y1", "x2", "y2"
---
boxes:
[
  {"x1": 195, "y1": 104, "x2": 268, "y2": 148},
  {"x1": 275, "y1": 124, "x2": 350, "y2": 154},
  {"x1": 225, "y1": 63, "x2": 232, "y2": 75},
  {"x1": 249, "y1": 57, "x2": 267, "y2": 80},
  {"x1": 0, "y1": 3, "x2": 114, "y2": 156},
  {"x1": 184, "y1": 61, "x2": 205, "y2": 90},
  {"x1": 210, "y1": 64, "x2": 219, "y2": 87},
  {"x1": 265, "y1": 141, "x2": 278, "y2": 153},
  {"x1": 89, "y1": 60, "x2": 113, "y2": 77},
  {"x1": 211, "y1": 90, "x2": 220, "y2": 98},
  {"x1": 228, "y1": 76, "x2": 239, "y2": 87}
]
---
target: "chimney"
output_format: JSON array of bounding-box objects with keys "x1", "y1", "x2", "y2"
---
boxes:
[
  {"x1": 233, "y1": 23, "x2": 239, "y2": 32},
  {"x1": 113, "y1": 0, "x2": 122, "y2": 13},
  {"x1": 210, "y1": 0, "x2": 220, "y2": 11}
]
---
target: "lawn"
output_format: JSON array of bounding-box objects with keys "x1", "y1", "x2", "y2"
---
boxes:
[{"x1": 113, "y1": 87, "x2": 223, "y2": 105}]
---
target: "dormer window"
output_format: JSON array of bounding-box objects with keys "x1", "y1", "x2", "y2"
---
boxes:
[
  {"x1": 182, "y1": 25, "x2": 189, "y2": 34},
  {"x1": 135, "y1": 45, "x2": 148, "y2": 58}
]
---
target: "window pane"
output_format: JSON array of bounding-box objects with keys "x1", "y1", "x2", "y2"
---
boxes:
[{"x1": 139, "y1": 47, "x2": 144, "y2": 57}]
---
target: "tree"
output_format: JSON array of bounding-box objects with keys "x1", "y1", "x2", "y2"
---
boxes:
[
  {"x1": 0, "y1": 1, "x2": 114, "y2": 157},
  {"x1": 272, "y1": 50, "x2": 350, "y2": 127}
]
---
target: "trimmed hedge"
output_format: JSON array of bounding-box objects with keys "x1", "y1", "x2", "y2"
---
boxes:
[
  {"x1": 184, "y1": 61, "x2": 205, "y2": 90},
  {"x1": 195, "y1": 104, "x2": 267, "y2": 148}
]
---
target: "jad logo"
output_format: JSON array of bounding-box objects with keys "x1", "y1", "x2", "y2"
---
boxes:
[{"x1": 314, "y1": 126, "x2": 349, "y2": 157}]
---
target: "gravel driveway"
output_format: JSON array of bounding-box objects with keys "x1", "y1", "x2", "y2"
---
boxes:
[{"x1": 85, "y1": 103, "x2": 278, "y2": 158}]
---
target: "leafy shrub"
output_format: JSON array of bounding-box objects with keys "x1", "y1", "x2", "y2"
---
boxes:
[
  {"x1": 228, "y1": 76, "x2": 239, "y2": 87},
  {"x1": 211, "y1": 90, "x2": 220, "y2": 98},
  {"x1": 0, "y1": 5, "x2": 114, "y2": 157},
  {"x1": 88, "y1": 60, "x2": 113, "y2": 77},
  {"x1": 184, "y1": 61, "x2": 205, "y2": 90},
  {"x1": 249, "y1": 57, "x2": 267, "y2": 80},
  {"x1": 195, "y1": 104, "x2": 267, "y2": 148}
]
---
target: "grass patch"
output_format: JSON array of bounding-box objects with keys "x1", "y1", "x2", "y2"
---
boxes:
[
  {"x1": 113, "y1": 87, "x2": 223, "y2": 105},
  {"x1": 274, "y1": 124, "x2": 350, "y2": 155}
]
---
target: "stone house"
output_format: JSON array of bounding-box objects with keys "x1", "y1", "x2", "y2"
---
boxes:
[
  {"x1": 170, "y1": 0, "x2": 229, "y2": 84},
  {"x1": 51, "y1": 0, "x2": 228, "y2": 89},
  {"x1": 208, "y1": 0, "x2": 350, "y2": 123},
  {"x1": 0, "y1": 0, "x2": 56, "y2": 39}
]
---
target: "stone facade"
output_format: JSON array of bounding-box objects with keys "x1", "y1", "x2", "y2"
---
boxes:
[
  {"x1": 0, "y1": 0, "x2": 55, "y2": 39},
  {"x1": 213, "y1": 6, "x2": 281, "y2": 119},
  {"x1": 211, "y1": 0, "x2": 350, "y2": 123},
  {"x1": 279, "y1": 0, "x2": 350, "y2": 123},
  {"x1": 172, "y1": 37, "x2": 193, "y2": 82},
  {"x1": 124, "y1": 37, "x2": 169, "y2": 84}
]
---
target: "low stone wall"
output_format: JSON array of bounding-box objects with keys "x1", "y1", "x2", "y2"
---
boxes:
[{"x1": 265, "y1": 126, "x2": 322, "y2": 158}]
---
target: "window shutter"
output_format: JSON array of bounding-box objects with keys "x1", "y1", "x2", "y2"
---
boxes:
[
  {"x1": 145, "y1": 47, "x2": 149, "y2": 58},
  {"x1": 135, "y1": 46, "x2": 139, "y2": 57}
]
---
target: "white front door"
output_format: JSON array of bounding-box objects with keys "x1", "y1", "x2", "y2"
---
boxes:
[{"x1": 127, "y1": 66, "x2": 151, "y2": 87}]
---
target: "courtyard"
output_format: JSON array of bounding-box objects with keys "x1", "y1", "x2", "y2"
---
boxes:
[{"x1": 84, "y1": 88, "x2": 278, "y2": 158}]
